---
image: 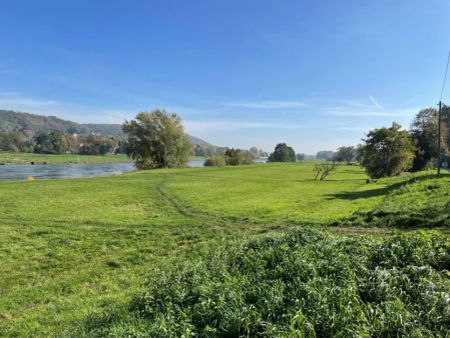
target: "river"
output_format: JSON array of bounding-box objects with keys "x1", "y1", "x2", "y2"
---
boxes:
[
  {"x1": 0, "y1": 158, "x2": 267, "y2": 181},
  {"x1": 0, "y1": 160, "x2": 205, "y2": 181}
]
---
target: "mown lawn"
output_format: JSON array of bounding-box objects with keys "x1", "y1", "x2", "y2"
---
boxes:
[{"x1": 0, "y1": 162, "x2": 448, "y2": 336}]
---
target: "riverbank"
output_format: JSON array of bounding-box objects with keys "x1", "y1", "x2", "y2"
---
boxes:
[
  {"x1": 0, "y1": 152, "x2": 132, "y2": 165},
  {"x1": 0, "y1": 152, "x2": 207, "y2": 166}
]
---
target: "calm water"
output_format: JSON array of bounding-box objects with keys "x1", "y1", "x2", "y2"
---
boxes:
[{"x1": 0, "y1": 159, "x2": 265, "y2": 181}]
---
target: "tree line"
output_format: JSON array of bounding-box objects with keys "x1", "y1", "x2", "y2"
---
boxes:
[
  {"x1": 0, "y1": 130, "x2": 126, "y2": 155},
  {"x1": 308, "y1": 106, "x2": 450, "y2": 178}
]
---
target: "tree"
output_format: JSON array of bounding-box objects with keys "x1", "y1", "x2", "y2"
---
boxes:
[
  {"x1": 313, "y1": 161, "x2": 337, "y2": 180},
  {"x1": 296, "y1": 153, "x2": 306, "y2": 161},
  {"x1": 79, "y1": 134, "x2": 116, "y2": 155},
  {"x1": 410, "y1": 108, "x2": 449, "y2": 171},
  {"x1": 122, "y1": 110, "x2": 192, "y2": 169},
  {"x1": 361, "y1": 122, "x2": 415, "y2": 178},
  {"x1": 268, "y1": 143, "x2": 296, "y2": 162},
  {"x1": 315, "y1": 150, "x2": 335, "y2": 161},
  {"x1": 224, "y1": 148, "x2": 255, "y2": 165},
  {"x1": 335, "y1": 146, "x2": 356, "y2": 164},
  {"x1": 33, "y1": 130, "x2": 68, "y2": 154},
  {"x1": 0, "y1": 131, "x2": 33, "y2": 152},
  {"x1": 355, "y1": 144, "x2": 365, "y2": 164}
]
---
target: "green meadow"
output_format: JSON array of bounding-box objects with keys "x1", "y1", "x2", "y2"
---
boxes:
[{"x1": 0, "y1": 162, "x2": 448, "y2": 336}]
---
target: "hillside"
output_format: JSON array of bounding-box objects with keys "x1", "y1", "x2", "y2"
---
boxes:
[
  {"x1": 0, "y1": 109, "x2": 89, "y2": 134},
  {"x1": 0, "y1": 109, "x2": 211, "y2": 145}
]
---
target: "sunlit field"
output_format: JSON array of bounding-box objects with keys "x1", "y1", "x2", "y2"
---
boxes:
[{"x1": 0, "y1": 163, "x2": 448, "y2": 336}]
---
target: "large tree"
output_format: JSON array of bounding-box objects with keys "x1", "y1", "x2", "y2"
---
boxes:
[
  {"x1": 410, "y1": 108, "x2": 449, "y2": 171},
  {"x1": 33, "y1": 130, "x2": 68, "y2": 154},
  {"x1": 122, "y1": 110, "x2": 192, "y2": 169},
  {"x1": 268, "y1": 143, "x2": 296, "y2": 162},
  {"x1": 361, "y1": 122, "x2": 415, "y2": 178}
]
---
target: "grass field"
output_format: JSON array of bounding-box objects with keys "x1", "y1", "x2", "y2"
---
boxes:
[
  {"x1": 0, "y1": 152, "x2": 131, "y2": 165},
  {"x1": 0, "y1": 162, "x2": 448, "y2": 336}
]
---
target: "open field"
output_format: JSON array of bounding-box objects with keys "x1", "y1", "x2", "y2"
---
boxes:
[
  {"x1": 0, "y1": 152, "x2": 131, "y2": 165},
  {"x1": 0, "y1": 162, "x2": 448, "y2": 336}
]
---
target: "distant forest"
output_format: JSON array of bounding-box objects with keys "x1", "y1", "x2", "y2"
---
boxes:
[{"x1": 0, "y1": 109, "x2": 235, "y2": 156}]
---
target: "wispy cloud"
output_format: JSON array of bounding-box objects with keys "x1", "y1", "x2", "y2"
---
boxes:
[
  {"x1": 225, "y1": 100, "x2": 307, "y2": 109},
  {"x1": 325, "y1": 110, "x2": 391, "y2": 117},
  {"x1": 0, "y1": 92, "x2": 59, "y2": 107},
  {"x1": 185, "y1": 119, "x2": 306, "y2": 132},
  {"x1": 369, "y1": 95, "x2": 384, "y2": 110}
]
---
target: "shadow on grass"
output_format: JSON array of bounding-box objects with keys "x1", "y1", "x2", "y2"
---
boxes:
[{"x1": 327, "y1": 174, "x2": 443, "y2": 200}]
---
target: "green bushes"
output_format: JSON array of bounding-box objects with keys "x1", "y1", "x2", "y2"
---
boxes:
[
  {"x1": 204, "y1": 155, "x2": 226, "y2": 167},
  {"x1": 69, "y1": 228, "x2": 450, "y2": 337}
]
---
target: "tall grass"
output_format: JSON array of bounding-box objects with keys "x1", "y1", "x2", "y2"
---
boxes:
[{"x1": 68, "y1": 228, "x2": 450, "y2": 337}]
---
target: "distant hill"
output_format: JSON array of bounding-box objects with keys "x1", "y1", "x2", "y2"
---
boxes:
[
  {"x1": 0, "y1": 109, "x2": 89, "y2": 134},
  {"x1": 0, "y1": 109, "x2": 211, "y2": 145},
  {"x1": 83, "y1": 124, "x2": 125, "y2": 137}
]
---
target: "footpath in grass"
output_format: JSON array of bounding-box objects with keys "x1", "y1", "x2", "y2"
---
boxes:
[{"x1": 0, "y1": 162, "x2": 448, "y2": 336}]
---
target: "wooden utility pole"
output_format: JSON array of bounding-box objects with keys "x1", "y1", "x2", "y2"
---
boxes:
[{"x1": 437, "y1": 101, "x2": 442, "y2": 178}]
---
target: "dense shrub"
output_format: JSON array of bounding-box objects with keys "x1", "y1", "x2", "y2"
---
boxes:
[
  {"x1": 69, "y1": 228, "x2": 450, "y2": 337},
  {"x1": 204, "y1": 155, "x2": 226, "y2": 167}
]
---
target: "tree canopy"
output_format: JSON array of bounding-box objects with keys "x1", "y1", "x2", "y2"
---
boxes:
[
  {"x1": 410, "y1": 108, "x2": 449, "y2": 171},
  {"x1": 122, "y1": 110, "x2": 192, "y2": 169},
  {"x1": 361, "y1": 122, "x2": 415, "y2": 178},
  {"x1": 268, "y1": 143, "x2": 296, "y2": 162}
]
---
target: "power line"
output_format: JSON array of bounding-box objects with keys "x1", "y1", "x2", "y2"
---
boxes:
[{"x1": 440, "y1": 51, "x2": 450, "y2": 101}]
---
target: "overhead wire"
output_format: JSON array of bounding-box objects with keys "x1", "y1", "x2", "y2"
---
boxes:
[{"x1": 439, "y1": 51, "x2": 450, "y2": 102}]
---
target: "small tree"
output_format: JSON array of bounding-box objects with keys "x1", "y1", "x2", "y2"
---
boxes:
[
  {"x1": 361, "y1": 122, "x2": 415, "y2": 178},
  {"x1": 268, "y1": 143, "x2": 296, "y2": 162},
  {"x1": 313, "y1": 161, "x2": 337, "y2": 180},
  {"x1": 122, "y1": 110, "x2": 192, "y2": 169}
]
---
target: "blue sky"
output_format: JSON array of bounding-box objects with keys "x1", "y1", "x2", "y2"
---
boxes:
[{"x1": 1, "y1": 0, "x2": 449, "y2": 153}]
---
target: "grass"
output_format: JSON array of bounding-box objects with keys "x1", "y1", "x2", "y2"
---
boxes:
[
  {"x1": 0, "y1": 152, "x2": 131, "y2": 165},
  {"x1": 68, "y1": 228, "x2": 449, "y2": 337},
  {"x1": 0, "y1": 162, "x2": 448, "y2": 336}
]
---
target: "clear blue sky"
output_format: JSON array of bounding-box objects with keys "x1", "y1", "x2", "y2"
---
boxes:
[{"x1": 1, "y1": 0, "x2": 449, "y2": 153}]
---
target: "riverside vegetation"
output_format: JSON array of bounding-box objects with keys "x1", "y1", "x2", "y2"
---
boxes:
[{"x1": 0, "y1": 162, "x2": 448, "y2": 336}]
